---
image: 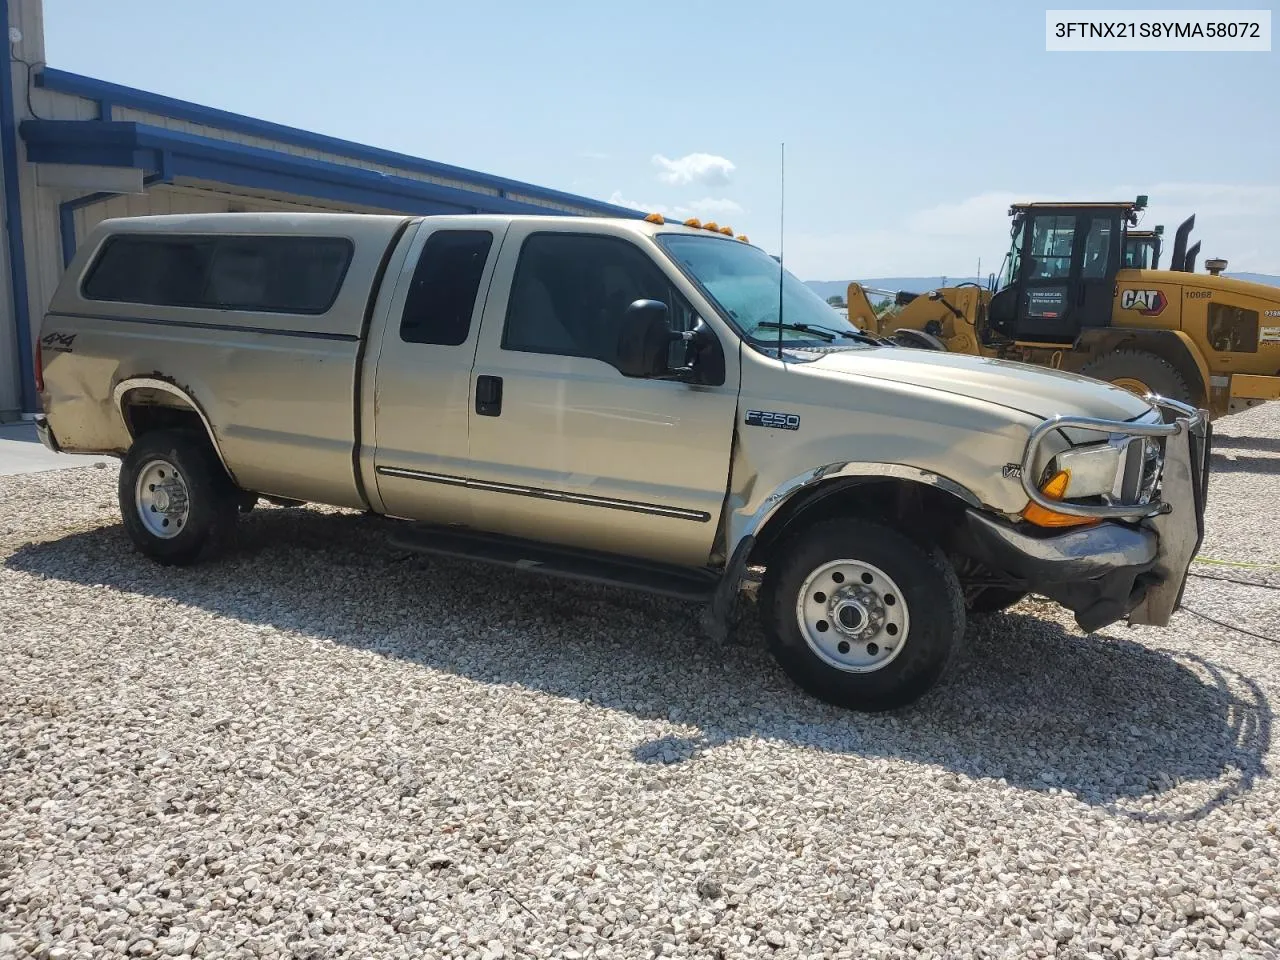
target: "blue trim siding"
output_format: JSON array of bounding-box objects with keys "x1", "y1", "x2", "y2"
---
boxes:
[
  {"x1": 1, "y1": 0, "x2": 37, "y2": 412},
  {"x1": 21, "y1": 119, "x2": 624, "y2": 220},
  {"x1": 35, "y1": 68, "x2": 642, "y2": 220},
  {"x1": 58, "y1": 173, "x2": 167, "y2": 266}
]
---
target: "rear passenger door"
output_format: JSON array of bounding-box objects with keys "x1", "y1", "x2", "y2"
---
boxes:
[{"x1": 370, "y1": 219, "x2": 507, "y2": 523}]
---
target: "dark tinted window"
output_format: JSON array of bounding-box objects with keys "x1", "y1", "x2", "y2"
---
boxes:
[
  {"x1": 1028, "y1": 215, "x2": 1076, "y2": 280},
  {"x1": 504, "y1": 233, "x2": 683, "y2": 363},
  {"x1": 1208, "y1": 302, "x2": 1259, "y2": 353},
  {"x1": 1081, "y1": 217, "x2": 1113, "y2": 279},
  {"x1": 82, "y1": 234, "x2": 353, "y2": 314},
  {"x1": 399, "y1": 230, "x2": 494, "y2": 345}
]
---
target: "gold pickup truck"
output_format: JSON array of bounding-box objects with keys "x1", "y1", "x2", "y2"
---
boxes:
[{"x1": 34, "y1": 212, "x2": 1211, "y2": 711}]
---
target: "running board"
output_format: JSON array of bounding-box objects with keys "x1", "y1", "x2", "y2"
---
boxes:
[{"x1": 388, "y1": 523, "x2": 722, "y2": 602}]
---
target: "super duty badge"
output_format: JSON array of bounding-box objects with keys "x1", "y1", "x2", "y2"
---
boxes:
[{"x1": 745, "y1": 410, "x2": 800, "y2": 431}]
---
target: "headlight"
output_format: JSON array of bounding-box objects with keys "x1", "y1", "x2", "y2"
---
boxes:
[
  {"x1": 1049, "y1": 441, "x2": 1126, "y2": 499},
  {"x1": 1021, "y1": 436, "x2": 1164, "y2": 528}
]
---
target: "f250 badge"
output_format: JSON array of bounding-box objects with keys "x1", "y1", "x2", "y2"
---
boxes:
[
  {"x1": 1120, "y1": 289, "x2": 1167, "y2": 316},
  {"x1": 745, "y1": 410, "x2": 800, "y2": 431}
]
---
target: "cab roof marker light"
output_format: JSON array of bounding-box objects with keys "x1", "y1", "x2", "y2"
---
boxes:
[
  {"x1": 719, "y1": 226, "x2": 734, "y2": 236},
  {"x1": 644, "y1": 212, "x2": 665, "y2": 225},
  {"x1": 737, "y1": 234, "x2": 749, "y2": 243},
  {"x1": 703, "y1": 221, "x2": 720, "y2": 233},
  {"x1": 683, "y1": 218, "x2": 702, "y2": 229}
]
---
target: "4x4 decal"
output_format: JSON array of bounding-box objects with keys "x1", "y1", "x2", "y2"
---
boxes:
[{"x1": 41, "y1": 332, "x2": 77, "y2": 354}]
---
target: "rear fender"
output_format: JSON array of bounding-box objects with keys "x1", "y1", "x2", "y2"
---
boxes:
[{"x1": 113, "y1": 377, "x2": 237, "y2": 483}]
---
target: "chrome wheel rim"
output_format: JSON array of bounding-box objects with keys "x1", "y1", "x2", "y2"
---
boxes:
[
  {"x1": 795, "y1": 559, "x2": 910, "y2": 673},
  {"x1": 134, "y1": 459, "x2": 190, "y2": 539}
]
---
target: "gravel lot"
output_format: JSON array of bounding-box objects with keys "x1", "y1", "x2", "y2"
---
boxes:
[{"x1": 2, "y1": 406, "x2": 1279, "y2": 960}]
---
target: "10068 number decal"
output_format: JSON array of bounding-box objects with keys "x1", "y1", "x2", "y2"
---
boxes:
[{"x1": 745, "y1": 410, "x2": 801, "y2": 431}]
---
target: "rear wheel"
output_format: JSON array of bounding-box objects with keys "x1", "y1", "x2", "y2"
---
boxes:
[
  {"x1": 119, "y1": 429, "x2": 240, "y2": 566},
  {"x1": 1079, "y1": 349, "x2": 1194, "y2": 405},
  {"x1": 760, "y1": 518, "x2": 965, "y2": 711}
]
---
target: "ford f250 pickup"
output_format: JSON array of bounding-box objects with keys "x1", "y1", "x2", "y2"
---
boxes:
[{"x1": 34, "y1": 212, "x2": 1211, "y2": 711}]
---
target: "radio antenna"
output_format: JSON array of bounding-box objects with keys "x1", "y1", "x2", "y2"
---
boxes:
[{"x1": 777, "y1": 141, "x2": 785, "y2": 363}]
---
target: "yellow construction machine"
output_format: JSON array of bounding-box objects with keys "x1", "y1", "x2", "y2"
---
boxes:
[{"x1": 848, "y1": 197, "x2": 1280, "y2": 418}]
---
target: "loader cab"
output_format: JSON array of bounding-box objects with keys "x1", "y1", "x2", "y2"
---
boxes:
[
  {"x1": 1124, "y1": 228, "x2": 1163, "y2": 269},
  {"x1": 988, "y1": 200, "x2": 1141, "y2": 344}
]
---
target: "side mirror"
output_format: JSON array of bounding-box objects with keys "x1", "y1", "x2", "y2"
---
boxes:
[{"x1": 616, "y1": 299, "x2": 675, "y2": 378}]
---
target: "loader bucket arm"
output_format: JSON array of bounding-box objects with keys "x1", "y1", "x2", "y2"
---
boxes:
[{"x1": 845, "y1": 282, "x2": 882, "y2": 333}]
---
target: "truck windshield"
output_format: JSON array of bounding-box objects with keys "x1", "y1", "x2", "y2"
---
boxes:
[{"x1": 657, "y1": 234, "x2": 873, "y2": 348}]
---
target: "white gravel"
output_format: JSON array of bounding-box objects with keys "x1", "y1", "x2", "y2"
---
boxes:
[{"x1": 2, "y1": 407, "x2": 1280, "y2": 959}]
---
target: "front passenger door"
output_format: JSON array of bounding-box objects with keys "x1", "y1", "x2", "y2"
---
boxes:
[{"x1": 466, "y1": 226, "x2": 741, "y2": 567}]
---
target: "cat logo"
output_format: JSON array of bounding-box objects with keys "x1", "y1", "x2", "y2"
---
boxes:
[{"x1": 1120, "y1": 288, "x2": 1167, "y2": 317}]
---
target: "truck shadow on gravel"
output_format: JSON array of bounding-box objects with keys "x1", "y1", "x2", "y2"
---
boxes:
[
  {"x1": 7, "y1": 507, "x2": 1271, "y2": 824},
  {"x1": 1209, "y1": 433, "x2": 1280, "y2": 454},
  {"x1": 1208, "y1": 452, "x2": 1280, "y2": 475}
]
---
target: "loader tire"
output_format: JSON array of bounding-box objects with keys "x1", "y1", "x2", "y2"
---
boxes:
[{"x1": 1078, "y1": 349, "x2": 1194, "y2": 405}]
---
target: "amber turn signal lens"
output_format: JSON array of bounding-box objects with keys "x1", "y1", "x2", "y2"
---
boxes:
[{"x1": 1021, "y1": 470, "x2": 1100, "y2": 528}]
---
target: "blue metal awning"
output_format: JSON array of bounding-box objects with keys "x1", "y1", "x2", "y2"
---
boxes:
[{"x1": 21, "y1": 118, "x2": 640, "y2": 220}]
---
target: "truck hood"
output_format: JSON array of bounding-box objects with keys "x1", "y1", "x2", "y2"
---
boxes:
[{"x1": 809, "y1": 347, "x2": 1155, "y2": 421}]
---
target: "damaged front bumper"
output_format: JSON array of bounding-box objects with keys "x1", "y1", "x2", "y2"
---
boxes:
[{"x1": 962, "y1": 397, "x2": 1211, "y2": 632}]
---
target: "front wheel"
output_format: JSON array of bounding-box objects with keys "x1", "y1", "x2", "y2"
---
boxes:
[
  {"x1": 761, "y1": 518, "x2": 965, "y2": 711},
  {"x1": 118, "y1": 429, "x2": 240, "y2": 566}
]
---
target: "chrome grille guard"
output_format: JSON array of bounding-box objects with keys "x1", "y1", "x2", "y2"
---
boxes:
[
  {"x1": 1020, "y1": 396, "x2": 1209, "y2": 521},
  {"x1": 1020, "y1": 394, "x2": 1212, "y2": 628}
]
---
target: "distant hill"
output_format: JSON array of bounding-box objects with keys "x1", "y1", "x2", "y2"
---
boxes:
[
  {"x1": 806, "y1": 272, "x2": 1280, "y2": 300},
  {"x1": 806, "y1": 278, "x2": 985, "y2": 300}
]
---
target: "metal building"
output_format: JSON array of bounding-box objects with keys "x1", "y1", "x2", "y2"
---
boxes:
[{"x1": 0, "y1": 0, "x2": 639, "y2": 420}]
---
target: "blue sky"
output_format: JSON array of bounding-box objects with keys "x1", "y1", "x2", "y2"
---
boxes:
[{"x1": 43, "y1": 0, "x2": 1280, "y2": 279}]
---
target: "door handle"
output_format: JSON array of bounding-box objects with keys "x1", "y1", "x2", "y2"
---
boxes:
[{"x1": 475, "y1": 375, "x2": 503, "y2": 417}]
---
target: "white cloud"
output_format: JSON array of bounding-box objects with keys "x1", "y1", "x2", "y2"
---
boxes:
[
  {"x1": 652, "y1": 152, "x2": 736, "y2": 187},
  {"x1": 1116, "y1": 182, "x2": 1280, "y2": 273},
  {"x1": 684, "y1": 197, "x2": 745, "y2": 218},
  {"x1": 788, "y1": 183, "x2": 1280, "y2": 280},
  {"x1": 609, "y1": 191, "x2": 744, "y2": 222}
]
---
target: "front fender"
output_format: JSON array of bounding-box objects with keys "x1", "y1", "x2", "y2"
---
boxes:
[{"x1": 726, "y1": 461, "x2": 985, "y2": 559}]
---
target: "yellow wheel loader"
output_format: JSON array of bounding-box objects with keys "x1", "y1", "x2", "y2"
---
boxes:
[{"x1": 849, "y1": 198, "x2": 1280, "y2": 418}]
